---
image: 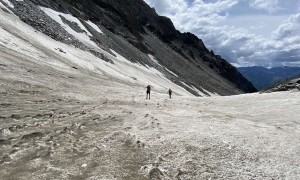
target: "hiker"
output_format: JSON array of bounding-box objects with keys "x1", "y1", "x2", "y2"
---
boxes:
[
  {"x1": 146, "y1": 85, "x2": 151, "y2": 99},
  {"x1": 168, "y1": 88, "x2": 172, "y2": 99}
]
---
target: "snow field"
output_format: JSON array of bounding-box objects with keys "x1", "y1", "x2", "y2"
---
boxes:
[
  {"x1": 1, "y1": 4, "x2": 300, "y2": 178},
  {"x1": 122, "y1": 91, "x2": 300, "y2": 178},
  {"x1": 0, "y1": 6, "x2": 195, "y2": 96}
]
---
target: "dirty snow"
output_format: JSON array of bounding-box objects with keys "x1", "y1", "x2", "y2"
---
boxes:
[
  {"x1": 0, "y1": 7, "x2": 193, "y2": 96},
  {"x1": 1, "y1": 5, "x2": 300, "y2": 180}
]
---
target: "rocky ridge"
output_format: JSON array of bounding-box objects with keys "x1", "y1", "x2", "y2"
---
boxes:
[
  {"x1": 2, "y1": 0, "x2": 256, "y2": 96},
  {"x1": 263, "y1": 76, "x2": 300, "y2": 93}
]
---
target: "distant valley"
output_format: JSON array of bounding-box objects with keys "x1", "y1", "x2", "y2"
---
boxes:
[{"x1": 237, "y1": 66, "x2": 300, "y2": 90}]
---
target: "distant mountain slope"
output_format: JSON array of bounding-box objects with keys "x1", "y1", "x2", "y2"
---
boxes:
[
  {"x1": 0, "y1": 0, "x2": 256, "y2": 96},
  {"x1": 237, "y1": 66, "x2": 300, "y2": 90},
  {"x1": 263, "y1": 75, "x2": 300, "y2": 93}
]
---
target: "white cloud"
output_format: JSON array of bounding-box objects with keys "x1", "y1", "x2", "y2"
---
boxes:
[
  {"x1": 144, "y1": 0, "x2": 187, "y2": 15},
  {"x1": 192, "y1": 0, "x2": 238, "y2": 15},
  {"x1": 273, "y1": 13, "x2": 300, "y2": 39},
  {"x1": 266, "y1": 13, "x2": 300, "y2": 65},
  {"x1": 249, "y1": 0, "x2": 280, "y2": 13},
  {"x1": 144, "y1": 0, "x2": 300, "y2": 67},
  {"x1": 145, "y1": 0, "x2": 237, "y2": 24}
]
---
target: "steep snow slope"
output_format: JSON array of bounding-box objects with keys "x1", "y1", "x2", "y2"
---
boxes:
[
  {"x1": 2, "y1": 0, "x2": 257, "y2": 95},
  {"x1": 0, "y1": 5, "x2": 194, "y2": 96}
]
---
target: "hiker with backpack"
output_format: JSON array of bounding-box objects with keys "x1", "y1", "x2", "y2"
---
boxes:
[
  {"x1": 168, "y1": 88, "x2": 172, "y2": 99},
  {"x1": 146, "y1": 85, "x2": 151, "y2": 99}
]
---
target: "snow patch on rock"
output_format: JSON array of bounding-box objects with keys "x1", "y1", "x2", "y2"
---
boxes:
[
  {"x1": 1, "y1": 0, "x2": 14, "y2": 8},
  {"x1": 86, "y1": 20, "x2": 103, "y2": 34},
  {"x1": 40, "y1": 7, "x2": 99, "y2": 49}
]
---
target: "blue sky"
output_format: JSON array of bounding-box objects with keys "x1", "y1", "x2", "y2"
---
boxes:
[{"x1": 144, "y1": 0, "x2": 300, "y2": 67}]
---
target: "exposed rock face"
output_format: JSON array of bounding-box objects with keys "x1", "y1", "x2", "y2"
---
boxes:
[
  {"x1": 11, "y1": 0, "x2": 85, "y2": 48},
  {"x1": 263, "y1": 76, "x2": 300, "y2": 93},
  {"x1": 5, "y1": 0, "x2": 256, "y2": 95},
  {"x1": 81, "y1": 0, "x2": 257, "y2": 94}
]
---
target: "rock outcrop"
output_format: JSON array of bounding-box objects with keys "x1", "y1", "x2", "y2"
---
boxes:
[{"x1": 263, "y1": 76, "x2": 300, "y2": 93}]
